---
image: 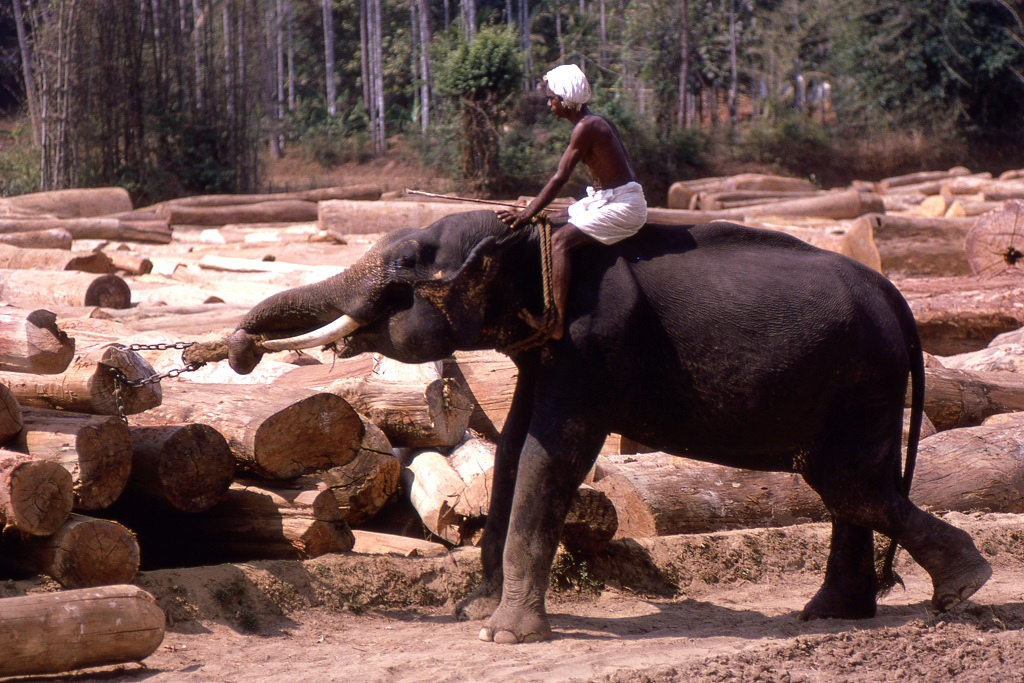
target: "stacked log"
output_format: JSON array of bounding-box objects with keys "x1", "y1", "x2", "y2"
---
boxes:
[
  {"x1": 0, "y1": 584, "x2": 164, "y2": 678},
  {"x1": 0, "y1": 384, "x2": 22, "y2": 444},
  {"x1": 0, "y1": 343, "x2": 161, "y2": 416},
  {"x1": 0, "y1": 187, "x2": 133, "y2": 218},
  {"x1": 0, "y1": 450, "x2": 74, "y2": 535},
  {"x1": 15, "y1": 408, "x2": 133, "y2": 510},
  {"x1": 132, "y1": 381, "x2": 365, "y2": 478},
  {"x1": 0, "y1": 514, "x2": 140, "y2": 587},
  {"x1": 0, "y1": 243, "x2": 115, "y2": 273},
  {"x1": 0, "y1": 228, "x2": 73, "y2": 249},
  {"x1": 0, "y1": 309, "x2": 75, "y2": 374}
]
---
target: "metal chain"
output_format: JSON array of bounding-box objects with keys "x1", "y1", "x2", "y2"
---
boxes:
[{"x1": 108, "y1": 341, "x2": 200, "y2": 424}]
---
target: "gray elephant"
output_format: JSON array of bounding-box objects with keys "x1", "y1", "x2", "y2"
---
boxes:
[{"x1": 226, "y1": 210, "x2": 991, "y2": 644}]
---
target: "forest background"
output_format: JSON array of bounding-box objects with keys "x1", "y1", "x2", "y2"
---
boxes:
[{"x1": 0, "y1": 0, "x2": 1021, "y2": 206}]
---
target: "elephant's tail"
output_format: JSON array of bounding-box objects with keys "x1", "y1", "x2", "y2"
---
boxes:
[{"x1": 877, "y1": 320, "x2": 925, "y2": 596}]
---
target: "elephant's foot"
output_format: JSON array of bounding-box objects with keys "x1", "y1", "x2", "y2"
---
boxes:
[
  {"x1": 478, "y1": 603, "x2": 551, "y2": 644},
  {"x1": 799, "y1": 583, "x2": 877, "y2": 621},
  {"x1": 929, "y1": 552, "x2": 991, "y2": 613}
]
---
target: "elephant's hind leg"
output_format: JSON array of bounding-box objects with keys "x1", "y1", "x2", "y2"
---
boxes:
[{"x1": 800, "y1": 520, "x2": 878, "y2": 620}]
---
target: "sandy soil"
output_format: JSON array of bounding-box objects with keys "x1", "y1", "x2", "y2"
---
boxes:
[{"x1": 5, "y1": 511, "x2": 1022, "y2": 683}]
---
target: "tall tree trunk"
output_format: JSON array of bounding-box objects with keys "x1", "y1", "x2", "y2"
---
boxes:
[
  {"x1": 417, "y1": 0, "x2": 432, "y2": 134},
  {"x1": 322, "y1": 0, "x2": 337, "y2": 117},
  {"x1": 11, "y1": 0, "x2": 40, "y2": 146},
  {"x1": 728, "y1": 0, "x2": 738, "y2": 127},
  {"x1": 677, "y1": 0, "x2": 690, "y2": 128}
]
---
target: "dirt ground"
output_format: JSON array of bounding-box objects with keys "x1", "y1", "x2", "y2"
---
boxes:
[{"x1": 4, "y1": 511, "x2": 1022, "y2": 683}]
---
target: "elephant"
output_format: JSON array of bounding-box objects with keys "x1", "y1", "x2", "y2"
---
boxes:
[{"x1": 226, "y1": 210, "x2": 991, "y2": 644}]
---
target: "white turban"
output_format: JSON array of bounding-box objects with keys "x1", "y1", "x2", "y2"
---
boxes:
[{"x1": 543, "y1": 64, "x2": 591, "y2": 109}]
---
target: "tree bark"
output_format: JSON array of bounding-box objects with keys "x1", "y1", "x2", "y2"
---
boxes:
[
  {"x1": 401, "y1": 447, "x2": 467, "y2": 544},
  {"x1": 878, "y1": 167, "x2": 971, "y2": 191},
  {"x1": 0, "y1": 308, "x2": 75, "y2": 374},
  {"x1": 15, "y1": 408, "x2": 132, "y2": 511},
  {"x1": 0, "y1": 343, "x2": 161, "y2": 416},
  {"x1": 149, "y1": 184, "x2": 381, "y2": 208},
  {"x1": 124, "y1": 424, "x2": 235, "y2": 513},
  {"x1": 0, "y1": 584, "x2": 164, "y2": 678},
  {"x1": 562, "y1": 484, "x2": 618, "y2": 553},
  {"x1": 131, "y1": 382, "x2": 364, "y2": 479},
  {"x1": 0, "y1": 270, "x2": 131, "y2": 308},
  {"x1": 0, "y1": 514, "x2": 140, "y2": 588},
  {"x1": 0, "y1": 450, "x2": 73, "y2": 536},
  {"x1": 328, "y1": 375, "x2": 473, "y2": 448}
]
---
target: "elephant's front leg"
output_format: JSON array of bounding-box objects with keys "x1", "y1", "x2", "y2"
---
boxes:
[{"x1": 479, "y1": 421, "x2": 601, "y2": 644}]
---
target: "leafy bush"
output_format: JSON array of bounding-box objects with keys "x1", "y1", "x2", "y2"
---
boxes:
[{"x1": 0, "y1": 121, "x2": 40, "y2": 197}]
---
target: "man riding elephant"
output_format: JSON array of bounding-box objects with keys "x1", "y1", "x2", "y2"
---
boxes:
[{"x1": 497, "y1": 63, "x2": 647, "y2": 341}]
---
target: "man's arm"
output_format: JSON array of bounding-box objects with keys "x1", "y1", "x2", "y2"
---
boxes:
[{"x1": 498, "y1": 121, "x2": 596, "y2": 228}]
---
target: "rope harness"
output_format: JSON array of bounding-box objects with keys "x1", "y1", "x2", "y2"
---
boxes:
[{"x1": 502, "y1": 215, "x2": 560, "y2": 354}]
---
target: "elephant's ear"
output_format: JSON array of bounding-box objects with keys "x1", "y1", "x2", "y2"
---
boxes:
[{"x1": 413, "y1": 235, "x2": 501, "y2": 311}]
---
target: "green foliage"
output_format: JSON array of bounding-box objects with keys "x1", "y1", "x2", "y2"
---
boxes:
[
  {"x1": 550, "y1": 548, "x2": 603, "y2": 595},
  {"x1": 433, "y1": 26, "x2": 523, "y2": 193},
  {"x1": 435, "y1": 26, "x2": 523, "y2": 102},
  {"x1": 0, "y1": 122, "x2": 39, "y2": 197}
]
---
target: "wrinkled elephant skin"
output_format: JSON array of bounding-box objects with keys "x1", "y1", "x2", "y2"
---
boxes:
[{"x1": 229, "y1": 210, "x2": 991, "y2": 644}]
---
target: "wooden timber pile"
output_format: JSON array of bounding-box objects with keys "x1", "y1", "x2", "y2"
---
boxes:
[{"x1": 3, "y1": 170, "x2": 1024, "y2": 594}]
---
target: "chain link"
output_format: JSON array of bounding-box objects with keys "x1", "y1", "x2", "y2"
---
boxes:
[{"x1": 108, "y1": 341, "x2": 200, "y2": 424}]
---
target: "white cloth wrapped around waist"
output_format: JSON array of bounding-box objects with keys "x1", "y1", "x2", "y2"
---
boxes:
[{"x1": 567, "y1": 181, "x2": 648, "y2": 245}]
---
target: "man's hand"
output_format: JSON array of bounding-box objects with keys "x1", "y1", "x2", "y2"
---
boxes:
[{"x1": 496, "y1": 207, "x2": 531, "y2": 229}]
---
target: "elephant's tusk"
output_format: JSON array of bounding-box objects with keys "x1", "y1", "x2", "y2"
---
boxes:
[{"x1": 260, "y1": 314, "x2": 362, "y2": 351}]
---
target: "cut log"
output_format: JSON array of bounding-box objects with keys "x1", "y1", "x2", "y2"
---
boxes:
[
  {"x1": 939, "y1": 343, "x2": 1024, "y2": 373},
  {"x1": 693, "y1": 189, "x2": 823, "y2": 210},
  {"x1": 750, "y1": 218, "x2": 881, "y2": 272},
  {"x1": 351, "y1": 529, "x2": 449, "y2": 557},
  {"x1": 0, "y1": 187, "x2": 132, "y2": 218},
  {"x1": 913, "y1": 364, "x2": 1024, "y2": 431},
  {"x1": 894, "y1": 274, "x2": 1024, "y2": 355},
  {"x1": 592, "y1": 423, "x2": 1024, "y2": 538},
  {"x1": 879, "y1": 167, "x2": 972, "y2": 191},
  {"x1": 444, "y1": 350, "x2": 518, "y2": 438},
  {"x1": 0, "y1": 269, "x2": 131, "y2": 308},
  {"x1": 15, "y1": 408, "x2": 132, "y2": 510},
  {"x1": 944, "y1": 177, "x2": 1024, "y2": 201},
  {"x1": 0, "y1": 384, "x2": 21, "y2": 443},
  {"x1": 0, "y1": 228, "x2": 72, "y2": 249},
  {"x1": 715, "y1": 189, "x2": 884, "y2": 220},
  {"x1": 124, "y1": 424, "x2": 234, "y2": 513},
  {"x1": 152, "y1": 183, "x2": 382, "y2": 207},
  {"x1": 855, "y1": 214, "x2": 975, "y2": 277},
  {"x1": 0, "y1": 343, "x2": 161, "y2": 416},
  {"x1": 401, "y1": 448, "x2": 467, "y2": 544},
  {"x1": 328, "y1": 374, "x2": 474, "y2": 448},
  {"x1": 0, "y1": 514, "x2": 140, "y2": 587},
  {"x1": 0, "y1": 243, "x2": 114, "y2": 273},
  {"x1": 0, "y1": 584, "x2": 164, "y2": 678},
  {"x1": 592, "y1": 453, "x2": 826, "y2": 537},
  {"x1": 131, "y1": 381, "x2": 364, "y2": 478},
  {"x1": 0, "y1": 217, "x2": 171, "y2": 243},
  {"x1": 0, "y1": 450, "x2": 73, "y2": 535},
  {"x1": 320, "y1": 199, "x2": 478, "y2": 235},
  {"x1": 562, "y1": 484, "x2": 618, "y2": 553},
  {"x1": 106, "y1": 250, "x2": 153, "y2": 275},
  {"x1": 118, "y1": 479, "x2": 355, "y2": 566},
  {"x1": 0, "y1": 308, "x2": 75, "y2": 374},
  {"x1": 317, "y1": 417, "x2": 400, "y2": 524},
  {"x1": 911, "y1": 421, "x2": 1024, "y2": 513},
  {"x1": 160, "y1": 199, "x2": 319, "y2": 226}
]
